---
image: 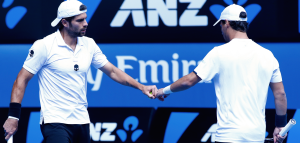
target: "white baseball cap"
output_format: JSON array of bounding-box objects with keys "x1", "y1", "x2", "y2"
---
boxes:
[
  {"x1": 213, "y1": 4, "x2": 247, "y2": 26},
  {"x1": 51, "y1": 0, "x2": 87, "y2": 27}
]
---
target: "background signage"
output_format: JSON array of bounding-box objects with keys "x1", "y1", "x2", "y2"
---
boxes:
[
  {"x1": 148, "y1": 108, "x2": 298, "y2": 143},
  {"x1": 88, "y1": 108, "x2": 154, "y2": 143},
  {"x1": 1, "y1": 43, "x2": 300, "y2": 109},
  {"x1": 0, "y1": 108, "x2": 154, "y2": 143},
  {"x1": 0, "y1": 108, "x2": 298, "y2": 143},
  {"x1": 0, "y1": 0, "x2": 300, "y2": 143},
  {"x1": 0, "y1": 0, "x2": 300, "y2": 43}
]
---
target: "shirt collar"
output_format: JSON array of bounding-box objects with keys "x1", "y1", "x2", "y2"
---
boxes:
[
  {"x1": 56, "y1": 30, "x2": 66, "y2": 47},
  {"x1": 77, "y1": 36, "x2": 84, "y2": 46}
]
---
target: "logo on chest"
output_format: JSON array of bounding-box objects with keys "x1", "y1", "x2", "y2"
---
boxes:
[{"x1": 74, "y1": 64, "x2": 79, "y2": 71}]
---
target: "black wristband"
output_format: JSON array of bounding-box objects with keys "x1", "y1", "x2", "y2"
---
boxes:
[
  {"x1": 275, "y1": 114, "x2": 287, "y2": 127},
  {"x1": 8, "y1": 103, "x2": 21, "y2": 119}
]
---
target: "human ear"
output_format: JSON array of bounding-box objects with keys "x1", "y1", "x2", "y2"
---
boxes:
[{"x1": 61, "y1": 19, "x2": 69, "y2": 27}]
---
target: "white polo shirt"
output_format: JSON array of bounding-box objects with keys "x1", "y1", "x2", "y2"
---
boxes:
[
  {"x1": 194, "y1": 39, "x2": 282, "y2": 143},
  {"x1": 23, "y1": 30, "x2": 108, "y2": 124}
]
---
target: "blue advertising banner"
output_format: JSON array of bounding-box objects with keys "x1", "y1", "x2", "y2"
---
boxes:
[
  {"x1": 0, "y1": 108, "x2": 298, "y2": 143},
  {"x1": 0, "y1": 108, "x2": 155, "y2": 143},
  {"x1": 148, "y1": 108, "x2": 299, "y2": 143},
  {"x1": 0, "y1": 43, "x2": 300, "y2": 109}
]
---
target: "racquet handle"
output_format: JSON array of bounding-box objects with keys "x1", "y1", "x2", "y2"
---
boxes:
[
  {"x1": 279, "y1": 119, "x2": 296, "y2": 136},
  {"x1": 7, "y1": 135, "x2": 12, "y2": 143}
]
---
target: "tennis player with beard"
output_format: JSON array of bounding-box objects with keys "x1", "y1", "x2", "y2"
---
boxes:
[{"x1": 3, "y1": 0, "x2": 157, "y2": 142}]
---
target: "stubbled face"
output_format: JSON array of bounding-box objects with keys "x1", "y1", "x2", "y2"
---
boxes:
[
  {"x1": 220, "y1": 21, "x2": 230, "y2": 42},
  {"x1": 66, "y1": 13, "x2": 88, "y2": 37}
]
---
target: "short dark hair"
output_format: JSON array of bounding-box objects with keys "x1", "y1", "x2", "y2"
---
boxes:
[
  {"x1": 221, "y1": 20, "x2": 248, "y2": 32},
  {"x1": 57, "y1": 4, "x2": 87, "y2": 30},
  {"x1": 220, "y1": 12, "x2": 248, "y2": 32},
  {"x1": 58, "y1": 16, "x2": 74, "y2": 30}
]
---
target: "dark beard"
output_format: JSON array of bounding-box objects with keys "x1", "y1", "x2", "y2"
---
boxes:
[
  {"x1": 67, "y1": 30, "x2": 81, "y2": 38},
  {"x1": 66, "y1": 27, "x2": 83, "y2": 38}
]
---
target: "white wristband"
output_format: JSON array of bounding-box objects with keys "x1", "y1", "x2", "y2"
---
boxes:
[
  {"x1": 8, "y1": 116, "x2": 19, "y2": 120},
  {"x1": 163, "y1": 85, "x2": 173, "y2": 94}
]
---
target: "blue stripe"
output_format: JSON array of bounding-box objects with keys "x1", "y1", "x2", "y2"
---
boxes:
[
  {"x1": 164, "y1": 112, "x2": 199, "y2": 143},
  {"x1": 286, "y1": 109, "x2": 299, "y2": 143}
]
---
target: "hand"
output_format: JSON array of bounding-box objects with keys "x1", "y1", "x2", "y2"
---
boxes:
[
  {"x1": 273, "y1": 127, "x2": 287, "y2": 143},
  {"x1": 3, "y1": 118, "x2": 18, "y2": 140},
  {"x1": 156, "y1": 88, "x2": 170, "y2": 101},
  {"x1": 141, "y1": 85, "x2": 157, "y2": 99}
]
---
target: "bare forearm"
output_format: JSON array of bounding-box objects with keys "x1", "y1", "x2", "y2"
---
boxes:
[
  {"x1": 274, "y1": 93, "x2": 287, "y2": 115},
  {"x1": 109, "y1": 68, "x2": 143, "y2": 90},
  {"x1": 170, "y1": 77, "x2": 193, "y2": 92},
  {"x1": 100, "y1": 63, "x2": 157, "y2": 98},
  {"x1": 120, "y1": 76, "x2": 143, "y2": 90},
  {"x1": 11, "y1": 80, "x2": 27, "y2": 103},
  {"x1": 10, "y1": 68, "x2": 33, "y2": 103},
  {"x1": 170, "y1": 72, "x2": 201, "y2": 92},
  {"x1": 270, "y1": 82, "x2": 287, "y2": 115}
]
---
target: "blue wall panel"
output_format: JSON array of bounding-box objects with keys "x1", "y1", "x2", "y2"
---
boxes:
[{"x1": 0, "y1": 43, "x2": 299, "y2": 109}]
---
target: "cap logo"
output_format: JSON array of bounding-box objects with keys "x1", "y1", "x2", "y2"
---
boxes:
[{"x1": 239, "y1": 12, "x2": 247, "y2": 18}]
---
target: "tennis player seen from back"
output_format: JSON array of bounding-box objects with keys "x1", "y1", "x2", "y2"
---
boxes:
[
  {"x1": 156, "y1": 4, "x2": 287, "y2": 143},
  {"x1": 3, "y1": 0, "x2": 157, "y2": 142}
]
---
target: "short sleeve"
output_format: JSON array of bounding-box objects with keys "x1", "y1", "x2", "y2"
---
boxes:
[
  {"x1": 194, "y1": 48, "x2": 219, "y2": 83},
  {"x1": 23, "y1": 40, "x2": 47, "y2": 74},
  {"x1": 90, "y1": 39, "x2": 108, "y2": 69},
  {"x1": 270, "y1": 57, "x2": 282, "y2": 83}
]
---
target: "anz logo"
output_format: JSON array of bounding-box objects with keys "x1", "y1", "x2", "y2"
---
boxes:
[
  {"x1": 210, "y1": 0, "x2": 261, "y2": 25},
  {"x1": 200, "y1": 124, "x2": 270, "y2": 142},
  {"x1": 111, "y1": 0, "x2": 208, "y2": 27},
  {"x1": 200, "y1": 123, "x2": 217, "y2": 142},
  {"x1": 116, "y1": 116, "x2": 143, "y2": 142},
  {"x1": 90, "y1": 122, "x2": 117, "y2": 141},
  {"x1": 2, "y1": 0, "x2": 103, "y2": 29},
  {"x1": 2, "y1": 0, "x2": 27, "y2": 29},
  {"x1": 89, "y1": 116, "x2": 143, "y2": 142},
  {"x1": 26, "y1": 112, "x2": 143, "y2": 142},
  {"x1": 111, "y1": 0, "x2": 262, "y2": 27}
]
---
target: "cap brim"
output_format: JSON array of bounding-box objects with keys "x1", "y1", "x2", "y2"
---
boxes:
[
  {"x1": 51, "y1": 18, "x2": 61, "y2": 27},
  {"x1": 213, "y1": 19, "x2": 221, "y2": 26}
]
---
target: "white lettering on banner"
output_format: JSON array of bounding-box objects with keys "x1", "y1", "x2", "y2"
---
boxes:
[
  {"x1": 111, "y1": 0, "x2": 208, "y2": 27},
  {"x1": 116, "y1": 56, "x2": 137, "y2": 72},
  {"x1": 88, "y1": 53, "x2": 208, "y2": 91},
  {"x1": 172, "y1": 53, "x2": 179, "y2": 82},
  {"x1": 182, "y1": 60, "x2": 196, "y2": 76},
  {"x1": 116, "y1": 56, "x2": 139, "y2": 81},
  {"x1": 100, "y1": 123, "x2": 117, "y2": 141},
  {"x1": 179, "y1": 0, "x2": 208, "y2": 26},
  {"x1": 90, "y1": 122, "x2": 117, "y2": 141},
  {"x1": 110, "y1": 0, "x2": 146, "y2": 27},
  {"x1": 90, "y1": 122, "x2": 102, "y2": 141},
  {"x1": 139, "y1": 60, "x2": 170, "y2": 83},
  {"x1": 201, "y1": 123, "x2": 217, "y2": 142},
  {"x1": 87, "y1": 68, "x2": 103, "y2": 91},
  {"x1": 147, "y1": 0, "x2": 177, "y2": 26}
]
